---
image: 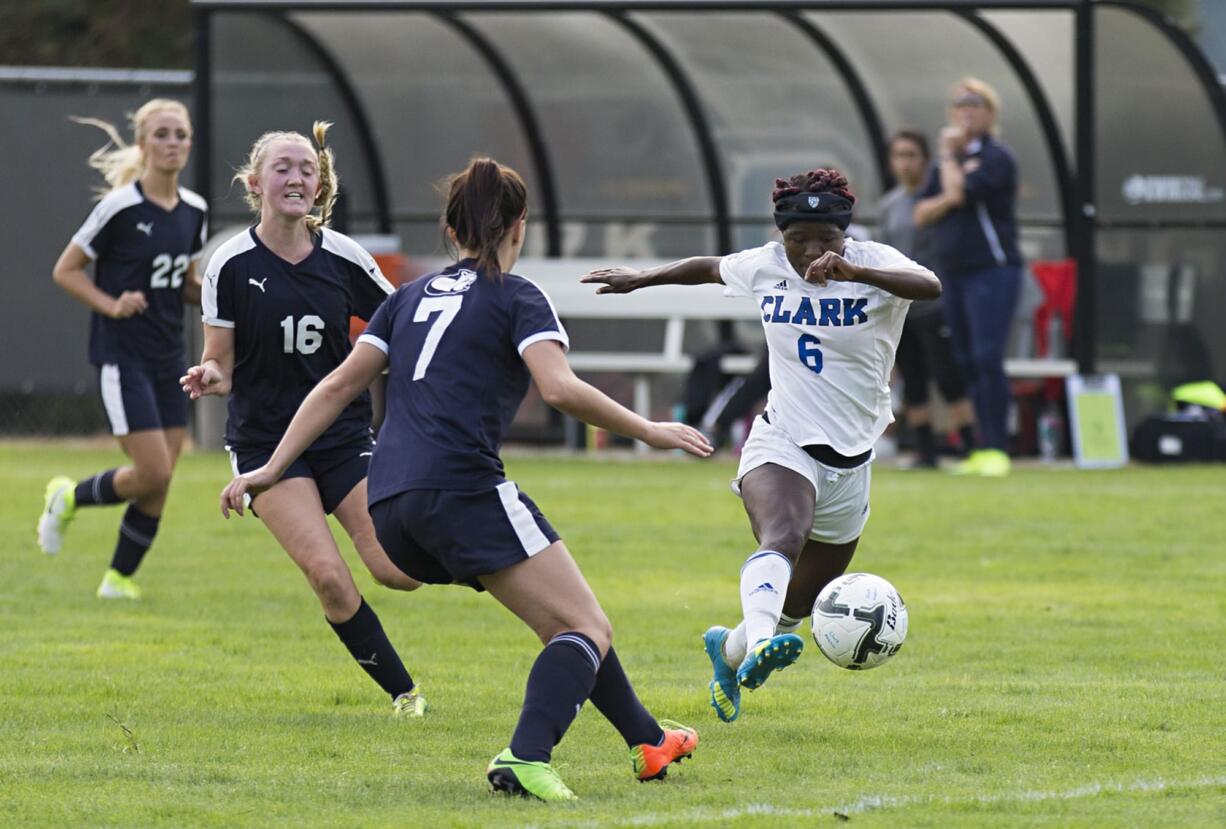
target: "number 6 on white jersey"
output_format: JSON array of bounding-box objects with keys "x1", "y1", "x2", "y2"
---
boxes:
[{"x1": 412, "y1": 296, "x2": 463, "y2": 380}]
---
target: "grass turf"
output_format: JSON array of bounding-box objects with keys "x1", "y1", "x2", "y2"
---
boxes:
[{"x1": 1, "y1": 444, "x2": 1224, "y2": 827}]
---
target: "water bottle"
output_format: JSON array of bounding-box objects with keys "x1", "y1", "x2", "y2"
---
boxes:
[{"x1": 1037, "y1": 405, "x2": 1060, "y2": 462}]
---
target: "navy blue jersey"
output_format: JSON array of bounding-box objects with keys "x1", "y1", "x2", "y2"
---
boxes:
[
  {"x1": 202, "y1": 227, "x2": 393, "y2": 450},
  {"x1": 918, "y1": 134, "x2": 1021, "y2": 275},
  {"x1": 357, "y1": 260, "x2": 568, "y2": 502},
  {"x1": 72, "y1": 182, "x2": 208, "y2": 366}
]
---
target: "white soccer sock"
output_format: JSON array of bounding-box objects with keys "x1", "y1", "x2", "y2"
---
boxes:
[
  {"x1": 776, "y1": 612, "x2": 804, "y2": 635},
  {"x1": 722, "y1": 622, "x2": 748, "y2": 667},
  {"x1": 739, "y1": 550, "x2": 792, "y2": 653}
]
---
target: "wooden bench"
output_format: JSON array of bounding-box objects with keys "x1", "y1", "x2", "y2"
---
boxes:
[{"x1": 520, "y1": 258, "x2": 760, "y2": 421}]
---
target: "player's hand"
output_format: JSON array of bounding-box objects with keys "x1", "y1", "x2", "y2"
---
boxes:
[
  {"x1": 581, "y1": 268, "x2": 645, "y2": 295},
  {"x1": 110, "y1": 290, "x2": 148, "y2": 319},
  {"x1": 641, "y1": 422, "x2": 714, "y2": 458},
  {"x1": 220, "y1": 466, "x2": 278, "y2": 518},
  {"x1": 939, "y1": 125, "x2": 967, "y2": 155},
  {"x1": 804, "y1": 251, "x2": 861, "y2": 287},
  {"x1": 180, "y1": 363, "x2": 229, "y2": 399}
]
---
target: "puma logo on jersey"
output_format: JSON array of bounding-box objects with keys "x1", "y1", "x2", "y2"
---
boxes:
[
  {"x1": 136, "y1": 222, "x2": 154, "y2": 236},
  {"x1": 760, "y1": 295, "x2": 868, "y2": 327},
  {"x1": 248, "y1": 278, "x2": 268, "y2": 293}
]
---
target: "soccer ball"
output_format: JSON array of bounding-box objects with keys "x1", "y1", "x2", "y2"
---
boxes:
[{"x1": 811, "y1": 573, "x2": 908, "y2": 670}]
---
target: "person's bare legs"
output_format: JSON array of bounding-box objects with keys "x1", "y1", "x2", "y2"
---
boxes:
[
  {"x1": 482, "y1": 542, "x2": 643, "y2": 782},
  {"x1": 331, "y1": 479, "x2": 421, "y2": 592},
  {"x1": 254, "y1": 478, "x2": 419, "y2": 702}
]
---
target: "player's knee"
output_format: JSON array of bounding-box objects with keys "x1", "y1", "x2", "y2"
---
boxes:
[
  {"x1": 583, "y1": 613, "x2": 612, "y2": 657},
  {"x1": 540, "y1": 611, "x2": 611, "y2": 657},
  {"x1": 131, "y1": 464, "x2": 172, "y2": 498},
  {"x1": 758, "y1": 526, "x2": 808, "y2": 560},
  {"x1": 305, "y1": 560, "x2": 354, "y2": 607}
]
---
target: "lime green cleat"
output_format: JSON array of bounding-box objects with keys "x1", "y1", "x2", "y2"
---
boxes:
[
  {"x1": 976, "y1": 449, "x2": 1012, "y2": 477},
  {"x1": 393, "y1": 687, "x2": 428, "y2": 718},
  {"x1": 38, "y1": 475, "x2": 77, "y2": 555},
  {"x1": 487, "y1": 749, "x2": 577, "y2": 802},
  {"x1": 97, "y1": 569, "x2": 141, "y2": 600},
  {"x1": 950, "y1": 450, "x2": 988, "y2": 476}
]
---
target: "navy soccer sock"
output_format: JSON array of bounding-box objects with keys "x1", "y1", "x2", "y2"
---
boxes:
[
  {"x1": 509, "y1": 632, "x2": 602, "y2": 763},
  {"x1": 587, "y1": 647, "x2": 664, "y2": 748},
  {"x1": 109, "y1": 505, "x2": 159, "y2": 576},
  {"x1": 328, "y1": 598, "x2": 416, "y2": 699},
  {"x1": 74, "y1": 469, "x2": 122, "y2": 507}
]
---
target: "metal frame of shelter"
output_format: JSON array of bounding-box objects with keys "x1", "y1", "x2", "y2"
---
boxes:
[{"x1": 191, "y1": 0, "x2": 1226, "y2": 376}]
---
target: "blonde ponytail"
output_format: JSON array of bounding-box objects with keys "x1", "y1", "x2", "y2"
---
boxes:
[
  {"x1": 308, "y1": 121, "x2": 339, "y2": 232},
  {"x1": 72, "y1": 98, "x2": 191, "y2": 198}
]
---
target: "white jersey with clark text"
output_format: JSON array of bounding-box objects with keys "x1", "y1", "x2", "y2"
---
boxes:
[{"x1": 720, "y1": 239, "x2": 933, "y2": 455}]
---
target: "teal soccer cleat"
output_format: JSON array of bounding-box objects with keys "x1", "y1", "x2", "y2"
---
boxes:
[
  {"x1": 736, "y1": 633, "x2": 804, "y2": 691},
  {"x1": 703, "y1": 626, "x2": 741, "y2": 722}
]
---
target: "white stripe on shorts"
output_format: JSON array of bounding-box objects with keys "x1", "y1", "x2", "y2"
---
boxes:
[
  {"x1": 496, "y1": 481, "x2": 551, "y2": 556},
  {"x1": 100, "y1": 363, "x2": 129, "y2": 436},
  {"x1": 226, "y1": 447, "x2": 252, "y2": 509}
]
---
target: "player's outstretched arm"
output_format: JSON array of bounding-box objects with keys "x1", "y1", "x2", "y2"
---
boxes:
[
  {"x1": 580, "y1": 256, "x2": 723, "y2": 294},
  {"x1": 523, "y1": 340, "x2": 712, "y2": 458},
  {"x1": 219, "y1": 343, "x2": 388, "y2": 517}
]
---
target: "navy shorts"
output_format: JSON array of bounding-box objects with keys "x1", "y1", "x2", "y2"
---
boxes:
[
  {"x1": 98, "y1": 359, "x2": 189, "y2": 436},
  {"x1": 369, "y1": 481, "x2": 560, "y2": 591},
  {"x1": 229, "y1": 437, "x2": 372, "y2": 515}
]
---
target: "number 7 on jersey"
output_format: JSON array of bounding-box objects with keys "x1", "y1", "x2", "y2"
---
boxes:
[{"x1": 412, "y1": 296, "x2": 463, "y2": 380}]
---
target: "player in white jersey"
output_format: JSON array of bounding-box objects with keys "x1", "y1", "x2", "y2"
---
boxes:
[{"x1": 583, "y1": 168, "x2": 940, "y2": 722}]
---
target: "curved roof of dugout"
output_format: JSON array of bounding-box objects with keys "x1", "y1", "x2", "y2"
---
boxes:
[{"x1": 191, "y1": 0, "x2": 1226, "y2": 373}]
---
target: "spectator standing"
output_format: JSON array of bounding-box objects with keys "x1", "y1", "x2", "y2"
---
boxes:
[{"x1": 914, "y1": 78, "x2": 1023, "y2": 477}]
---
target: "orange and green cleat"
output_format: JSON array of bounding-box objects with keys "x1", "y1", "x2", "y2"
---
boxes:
[{"x1": 631, "y1": 720, "x2": 698, "y2": 782}]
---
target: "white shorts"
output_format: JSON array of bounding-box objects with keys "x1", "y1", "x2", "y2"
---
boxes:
[{"x1": 732, "y1": 414, "x2": 872, "y2": 545}]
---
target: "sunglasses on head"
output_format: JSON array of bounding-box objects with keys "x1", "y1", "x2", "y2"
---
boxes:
[{"x1": 952, "y1": 93, "x2": 988, "y2": 108}]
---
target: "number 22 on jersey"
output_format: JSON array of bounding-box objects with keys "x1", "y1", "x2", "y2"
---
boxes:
[
  {"x1": 151, "y1": 253, "x2": 189, "y2": 289},
  {"x1": 412, "y1": 296, "x2": 462, "y2": 380}
]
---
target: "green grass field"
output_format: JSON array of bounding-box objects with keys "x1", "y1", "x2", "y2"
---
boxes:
[{"x1": 2, "y1": 444, "x2": 1224, "y2": 828}]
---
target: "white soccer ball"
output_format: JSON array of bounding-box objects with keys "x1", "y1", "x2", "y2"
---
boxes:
[{"x1": 811, "y1": 572, "x2": 908, "y2": 670}]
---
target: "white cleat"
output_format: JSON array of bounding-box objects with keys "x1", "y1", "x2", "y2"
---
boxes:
[
  {"x1": 38, "y1": 476, "x2": 76, "y2": 555},
  {"x1": 393, "y1": 687, "x2": 428, "y2": 718}
]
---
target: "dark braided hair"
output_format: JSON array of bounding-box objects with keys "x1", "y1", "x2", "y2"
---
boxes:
[{"x1": 771, "y1": 168, "x2": 856, "y2": 206}]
